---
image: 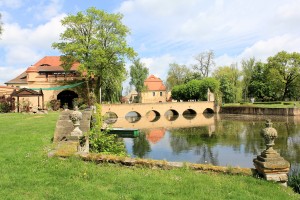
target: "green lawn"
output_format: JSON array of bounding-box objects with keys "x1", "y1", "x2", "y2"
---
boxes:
[{"x1": 0, "y1": 112, "x2": 299, "y2": 200}]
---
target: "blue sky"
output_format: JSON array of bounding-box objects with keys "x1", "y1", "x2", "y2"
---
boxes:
[{"x1": 1, "y1": 0, "x2": 300, "y2": 86}]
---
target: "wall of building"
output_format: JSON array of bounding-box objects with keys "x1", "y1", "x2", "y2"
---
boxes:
[{"x1": 141, "y1": 91, "x2": 167, "y2": 103}]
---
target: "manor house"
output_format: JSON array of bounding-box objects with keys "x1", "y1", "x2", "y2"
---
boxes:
[{"x1": 5, "y1": 56, "x2": 81, "y2": 110}]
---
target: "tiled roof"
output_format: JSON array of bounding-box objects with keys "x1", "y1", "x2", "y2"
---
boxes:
[
  {"x1": 144, "y1": 75, "x2": 166, "y2": 91},
  {"x1": 146, "y1": 128, "x2": 166, "y2": 144},
  {"x1": 5, "y1": 71, "x2": 28, "y2": 85},
  {"x1": 31, "y1": 56, "x2": 80, "y2": 72}
]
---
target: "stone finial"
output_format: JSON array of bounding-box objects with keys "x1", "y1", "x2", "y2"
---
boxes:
[
  {"x1": 260, "y1": 119, "x2": 277, "y2": 152},
  {"x1": 253, "y1": 119, "x2": 290, "y2": 186},
  {"x1": 69, "y1": 107, "x2": 83, "y2": 137}
]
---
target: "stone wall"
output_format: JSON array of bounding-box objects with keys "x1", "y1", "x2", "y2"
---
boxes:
[
  {"x1": 220, "y1": 106, "x2": 300, "y2": 116},
  {"x1": 53, "y1": 110, "x2": 92, "y2": 142}
]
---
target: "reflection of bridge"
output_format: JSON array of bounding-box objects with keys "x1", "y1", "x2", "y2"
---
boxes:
[
  {"x1": 107, "y1": 113, "x2": 216, "y2": 129},
  {"x1": 101, "y1": 101, "x2": 217, "y2": 127}
]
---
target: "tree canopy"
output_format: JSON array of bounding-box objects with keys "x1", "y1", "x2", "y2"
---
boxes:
[
  {"x1": 266, "y1": 51, "x2": 300, "y2": 100},
  {"x1": 52, "y1": 7, "x2": 136, "y2": 103},
  {"x1": 129, "y1": 58, "x2": 149, "y2": 103},
  {"x1": 246, "y1": 51, "x2": 300, "y2": 101},
  {"x1": 213, "y1": 65, "x2": 242, "y2": 103},
  {"x1": 166, "y1": 63, "x2": 192, "y2": 90},
  {"x1": 171, "y1": 77, "x2": 219, "y2": 102}
]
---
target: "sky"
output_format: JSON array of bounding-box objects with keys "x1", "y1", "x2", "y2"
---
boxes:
[{"x1": 0, "y1": 0, "x2": 300, "y2": 86}]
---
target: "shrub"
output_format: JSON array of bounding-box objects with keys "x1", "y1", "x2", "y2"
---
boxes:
[
  {"x1": 253, "y1": 101, "x2": 282, "y2": 105},
  {"x1": 0, "y1": 96, "x2": 13, "y2": 113},
  {"x1": 89, "y1": 103, "x2": 127, "y2": 156},
  {"x1": 288, "y1": 170, "x2": 300, "y2": 194},
  {"x1": 49, "y1": 100, "x2": 60, "y2": 111},
  {"x1": 283, "y1": 102, "x2": 294, "y2": 105}
]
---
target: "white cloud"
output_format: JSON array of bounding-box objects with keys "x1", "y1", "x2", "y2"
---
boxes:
[
  {"x1": 23, "y1": 0, "x2": 64, "y2": 21},
  {"x1": 0, "y1": 14, "x2": 65, "y2": 64},
  {"x1": 35, "y1": 0, "x2": 64, "y2": 21},
  {"x1": 215, "y1": 34, "x2": 300, "y2": 68},
  {"x1": 0, "y1": 66, "x2": 26, "y2": 84},
  {"x1": 116, "y1": 0, "x2": 300, "y2": 77},
  {"x1": 141, "y1": 54, "x2": 176, "y2": 81},
  {"x1": 238, "y1": 35, "x2": 300, "y2": 62},
  {"x1": 0, "y1": 0, "x2": 23, "y2": 8}
]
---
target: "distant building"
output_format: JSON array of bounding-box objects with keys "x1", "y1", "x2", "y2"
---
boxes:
[
  {"x1": 5, "y1": 56, "x2": 81, "y2": 110},
  {"x1": 0, "y1": 86, "x2": 15, "y2": 97},
  {"x1": 141, "y1": 75, "x2": 168, "y2": 103}
]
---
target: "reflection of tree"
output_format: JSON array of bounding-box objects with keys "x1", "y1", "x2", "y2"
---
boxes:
[
  {"x1": 132, "y1": 131, "x2": 151, "y2": 158},
  {"x1": 217, "y1": 117, "x2": 300, "y2": 168},
  {"x1": 169, "y1": 127, "x2": 219, "y2": 165}
]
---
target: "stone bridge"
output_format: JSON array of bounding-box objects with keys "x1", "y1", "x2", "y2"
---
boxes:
[{"x1": 102, "y1": 101, "x2": 217, "y2": 124}]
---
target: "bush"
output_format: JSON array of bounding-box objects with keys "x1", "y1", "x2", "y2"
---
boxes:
[
  {"x1": 288, "y1": 170, "x2": 300, "y2": 194},
  {"x1": 89, "y1": 103, "x2": 127, "y2": 156},
  {"x1": 283, "y1": 102, "x2": 295, "y2": 105},
  {"x1": 49, "y1": 100, "x2": 60, "y2": 111},
  {"x1": 0, "y1": 102, "x2": 10, "y2": 113},
  {"x1": 0, "y1": 96, "x2": 13, "y2": 113},
  {"x1": 253, "y1": 101, "x2": 282, "y2": 105}
]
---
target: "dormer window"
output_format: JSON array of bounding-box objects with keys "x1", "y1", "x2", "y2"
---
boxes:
[{"x1": 40, "y1": 64, "x2": 50, "y2": 66}]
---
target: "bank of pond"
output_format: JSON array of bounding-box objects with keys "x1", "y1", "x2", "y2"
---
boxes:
[{"x1": 108, "y1": 114, "x2": 300, "y2": 172}]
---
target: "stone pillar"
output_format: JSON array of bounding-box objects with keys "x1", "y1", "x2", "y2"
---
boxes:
[
  {"x1": 68, "y1": 107, "x2": 89, "y2": 153},
  {"x1": 253, "y1": 119, "x2": 290, "y2": 186},
  {"x1": 69, "y1": 107, "x2": 83, "y2": 137}
]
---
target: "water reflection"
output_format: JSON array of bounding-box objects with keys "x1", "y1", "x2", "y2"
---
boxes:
[
  {"x1": 115, "y1": 114, "x2": 300, "y2": 170},
  {"x1": 125, "y1": 111, "x2": 141, "y2": 123}
]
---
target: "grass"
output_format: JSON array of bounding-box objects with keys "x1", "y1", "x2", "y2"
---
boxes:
[{"x1": 0, "y1": 112, "x2": 299, "y2": 200}]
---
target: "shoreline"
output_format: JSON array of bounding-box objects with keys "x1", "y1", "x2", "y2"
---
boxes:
[{"x1": 219, "y1": 106, "x2": 300, "y2": 116}]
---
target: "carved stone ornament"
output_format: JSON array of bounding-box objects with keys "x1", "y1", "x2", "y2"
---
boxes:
[
  {"x1": 260, "y1": 119, "x2": 277, "y2": 153},
  {"x1": 253, "y1": 119, "x2": 290, "y2": 186},
  {"x1": 69, "y1": 107, "x2": 83, "y2": 137}
]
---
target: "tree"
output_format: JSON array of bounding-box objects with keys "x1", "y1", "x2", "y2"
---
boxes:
[
  {"x1": 248, "y1": 62, "x2": 274, "y2": 101},
  {"x1": 52, "y1": 7, "x2": 136, "y2": 104},
  {"x1": 166, "y1": 63, "x2": 192, "y2": 90},
  {"x1": 266, "y1": 51, "x2": 300, "y2": 101},
  {"x1": 171, "y1": 78, "x2": 219, "y2": 102},
  {"x1": 129, "y1": 58, "x2": 149, "y2": 103},
  {"x1": 213, "y1": 65, "x2": 242, "y2": 103},
  {"x1": 198, "y1": 77, "x2": 220, "y2": 101},
  {"x1": 241, "y1": 57, "x2": 256, "y2": 101},
  {"x1": 192, "y1": 50, "x2": 215, "y2": 78}
]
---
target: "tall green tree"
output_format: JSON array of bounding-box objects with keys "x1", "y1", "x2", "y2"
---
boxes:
[
  {"x1": 166, "y1": 63, "x2": 192, "y2": 90},
  {"x1": 213, "y1": 65, "x2": 242, "y2": 103},
  {"x1": 52, "y1": 7, "x2": 136, "y2": 104},
  {"x1": 266, "y1": 51, "x2": 300, "y2": 100},
  {"x1": 248, "y1": 62, "x2": 270, "y2": 101},
  {"x1": 241, "y1": 57, "x2": 256, "y2": 101},
  {"x1": 129, "y1": 58, "x2": 149, "y2": 103}
]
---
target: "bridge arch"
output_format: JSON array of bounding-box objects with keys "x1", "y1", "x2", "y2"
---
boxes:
[
  {"x1": 104, "y1": 111, "x2": 118, "y2": 124},
  {"x1": 182, "y1": 109, "x2": 197, "y2": 120},
  {"x1": 165, "y1": 109, "x2": 179, "y2": 121},
  {"x1": 146, "y1": 110, "x2": 161, "y2": 122},
  {"x1": 125, "y1": 111, "x2": 141, "y2": 123},
  {"x1": 203, "y1": 108, "x2": 214, "y2": 113}
]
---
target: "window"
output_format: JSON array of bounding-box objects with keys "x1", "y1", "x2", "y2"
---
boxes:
[
  {"x1": 153, "y1": 92, "x2": 155, "y2": 96},
  {"x1": 160, "y1": 92, "x2": 163, "y2": 96}
]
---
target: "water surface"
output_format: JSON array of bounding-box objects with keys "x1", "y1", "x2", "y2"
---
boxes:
[{"x1": 108, "y1": 114, "x2": 300, "y2": 170}]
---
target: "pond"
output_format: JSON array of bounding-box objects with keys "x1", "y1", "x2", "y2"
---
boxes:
[{"x1": 107, "y1": 113, "x2": 300, "y2": 170}]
